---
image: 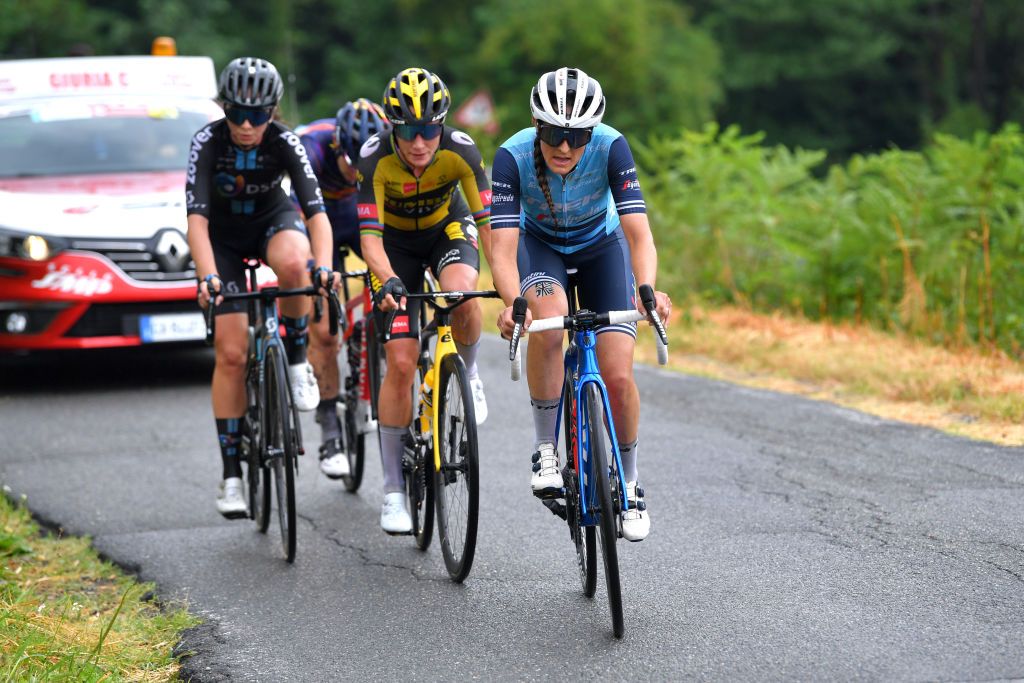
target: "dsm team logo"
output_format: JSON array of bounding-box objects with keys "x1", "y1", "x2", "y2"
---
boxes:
[{"x1": 215, "y1": 172, "x2": 245, "y2": 198}]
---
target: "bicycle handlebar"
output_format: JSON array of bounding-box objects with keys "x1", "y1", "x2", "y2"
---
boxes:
[
  {"x1": 507, "y1": 285, "x2": 669, "y2": 380},
  {"x1": 378, "y1": 289, "x2": 500, "y2": 343},
  {"x1": 204, "y1": 284, "x2": 341, "y2": 344}
]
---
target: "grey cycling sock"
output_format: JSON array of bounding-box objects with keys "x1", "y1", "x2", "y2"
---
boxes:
[
  {"x1": 379, "y1": 425, "x2": 407, "y2": 494},
  {"x1": 531, "y1": 397, "x2": 560, "y2": 449},
  {"x1": 455, "y1": 339, "x2": 480, "y2": 379},
  {"x1": 619, "y1": 438, "x2": 639, "y2": 482},
  {"x1": 317, "y1": 398, "x2": 341, "y2": 443}
]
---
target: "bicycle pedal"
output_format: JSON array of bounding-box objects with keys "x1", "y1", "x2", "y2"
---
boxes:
[
  {"x1": 532, "y1": 486, "x2": 565, "y2": 501},
  {"x1": 541, "y1": 499, "x2": 567, "y2": 520}
]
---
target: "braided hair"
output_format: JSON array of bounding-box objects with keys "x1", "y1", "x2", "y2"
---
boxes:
[{"x1": 533, "y1": 130, "x2": 558, "y2": 229}]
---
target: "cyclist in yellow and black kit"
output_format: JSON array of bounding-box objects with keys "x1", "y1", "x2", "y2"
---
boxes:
[{"x1": 357, "y1": 67, "x2": 492, "y2": 534}]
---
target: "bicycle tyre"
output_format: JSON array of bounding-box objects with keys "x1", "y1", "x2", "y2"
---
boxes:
[
  {"x1": 434, "y1": 353, "x2": 479, "y2": 582},
  {"x1": 586, "y1": 383, "x2": 624, "y2": 638},
  {"x1": 341, "y1": 321, "x2": 366, "y2": 493},
  {"x1": 265, "y1": 342, "x2": 297, "y2": 563},
  {"x1": 565, "y1": 369, "x2": 596, "y2": 597}
]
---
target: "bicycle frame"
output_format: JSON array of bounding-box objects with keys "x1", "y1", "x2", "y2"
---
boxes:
[
  {"x1": 422, "y1": 318, "x2": 459, "y2": 472},
  {"x1": 556, "y1": 327, "x2": 631, "y2": 525}
]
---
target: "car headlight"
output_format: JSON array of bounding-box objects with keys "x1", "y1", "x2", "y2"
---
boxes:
[{"x1": 0, "y1": 228, "x2": 67, "y2": 261}]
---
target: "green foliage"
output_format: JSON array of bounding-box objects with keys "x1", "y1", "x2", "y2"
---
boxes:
[{"x1": 639, "y1": 123, "x2": 1024, "y2": 352}]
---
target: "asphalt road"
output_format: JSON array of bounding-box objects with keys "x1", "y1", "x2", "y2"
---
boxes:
[{"x1": 1, "y1": 337, "x2": 1022, "y2": 681}]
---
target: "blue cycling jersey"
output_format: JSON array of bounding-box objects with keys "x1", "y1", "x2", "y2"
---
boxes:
[{"x1": 490, "y1": 123, "x2": 646, "y2": 254}]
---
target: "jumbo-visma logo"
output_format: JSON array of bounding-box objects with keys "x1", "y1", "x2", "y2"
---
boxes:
[{"x1": 215, "y1": 172, "x2": 245, "y2": 198}]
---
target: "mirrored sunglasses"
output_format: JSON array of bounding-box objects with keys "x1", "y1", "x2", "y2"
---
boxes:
[
  {"x1": 224, "y1": 106, "x2": 275, "y2": 126},
  {"x1": 537, "y1": 125, "x2": 593, "y2": 149},
  {"x1": 394, "y1": 123, "x2": 444, "y2": 141}
]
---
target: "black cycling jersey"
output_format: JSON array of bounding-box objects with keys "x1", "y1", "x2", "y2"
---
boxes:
[{"x1": 186, "y1": 119, "x2": 325, "y2": 227}]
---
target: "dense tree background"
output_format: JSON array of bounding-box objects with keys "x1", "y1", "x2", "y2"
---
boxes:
[{"x1": 3, "y1": 0, "x2": 1021, "y2": 157}]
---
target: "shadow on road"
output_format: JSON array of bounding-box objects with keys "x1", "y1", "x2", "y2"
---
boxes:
[{"x1": 0, "y1": 345, "x2": 213, "y2": 394}]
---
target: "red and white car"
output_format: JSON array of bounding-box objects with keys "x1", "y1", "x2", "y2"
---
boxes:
[{"x1": 0, "y1": 55, "x2": 224, "y2": 351}]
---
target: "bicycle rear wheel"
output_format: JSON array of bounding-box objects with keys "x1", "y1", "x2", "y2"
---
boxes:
[
  {"x1": 564, "y1": 370, "x2": 596, "y2": 597},
  {"x1": 586, "y1": 383, "x2": 624, "y2": 638},
  {"x1": 341, "y1": 319, "x2": 366, "y2": 493},
  {"x1": 265, "y1": 343, "x2": 297, "y2": 563},
  {"x1": 405, "y1": 439, "x2": 434, "y2": 550},
  {"x1": 434, "y1": 353, "x2": 479, "y2": 582}
]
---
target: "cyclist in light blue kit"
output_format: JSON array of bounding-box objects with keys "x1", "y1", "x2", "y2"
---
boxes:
[
  {"x1": 491, "y1": 67, "x2": 672, "y2": 542},
  {"x1": 296, "y1": 99, "x2": 392, "y2": 480}
]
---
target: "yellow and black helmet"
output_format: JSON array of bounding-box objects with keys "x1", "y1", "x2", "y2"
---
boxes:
[{"x1": 382, "y1": 67, "x2": 451, "y2": 125}]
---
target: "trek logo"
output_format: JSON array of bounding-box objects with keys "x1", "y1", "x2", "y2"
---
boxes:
[
  {"x1": 617, "y1": 167, "x2": 636, "y2": 177},
  {"x1": 32, "y1": 265, "x2": 113, "y2": 297}
]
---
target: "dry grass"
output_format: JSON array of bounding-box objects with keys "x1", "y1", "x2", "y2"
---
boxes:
[
  {"x1": 472, "y1": 265, "x2": 1023, "y2": 446},
  {"x1": 647, "y1": 305, "x2": 1024, "y2": 446}
]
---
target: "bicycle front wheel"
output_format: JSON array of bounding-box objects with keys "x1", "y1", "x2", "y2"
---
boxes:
[
  {"x1": 565, "y1": 370, "x2": 596, "y2": 597},
  {"x1": 586, "y1": 383, "x2": 624, "y2": 638},
  {"x1": 341, "y1": 320, "x2": 366, "y2": 493},
  {"x1": 265, "y1": 343, "x2": 297, "y2": 563},
  {"x1": 433, "y1": 353, "x2": 479, "y2": 583}
]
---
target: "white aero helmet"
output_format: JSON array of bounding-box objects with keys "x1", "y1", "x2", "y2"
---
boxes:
[{"x1": 530, "y1": 67, "x2": 605, "y2": 128}]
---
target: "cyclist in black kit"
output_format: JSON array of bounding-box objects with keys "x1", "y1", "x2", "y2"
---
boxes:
[{"x1": 186, "y1": 57, "x2": 336, "y2": 519}]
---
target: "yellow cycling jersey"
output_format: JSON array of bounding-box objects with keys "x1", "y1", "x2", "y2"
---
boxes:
[{"x1": 356, "y1": 127, "x2": 491, "y2": 236}]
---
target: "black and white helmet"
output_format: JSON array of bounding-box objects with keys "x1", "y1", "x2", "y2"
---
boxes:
[
  {"x1": 218, "y1": 57, "x2": 283, "y2": 108},
  {"x1": 530, "y1": 67, "x2": 605, "y2": 128}
]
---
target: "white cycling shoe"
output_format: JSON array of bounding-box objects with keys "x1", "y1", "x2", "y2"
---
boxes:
[
  {"x1": 381, "y1": 492, "x2": 412, "y2": 535},
  {"x1": 620, "y1": 481, "x2": 650, "y2": 542},
  {"x1": 318, "y1": 438, "x2": 350, "y2": 479},
  {"x1": 216, "y1": 477, "x2": 248, "y2": 520},
  {"x1": 288, "y1": 361, "x2": 319, "y2": 412},
  {"x1": 530, "y1": 442, "x2": 562, "y2": 496},
  {"x1": 469, "y1": 376, "x2": 488, "y2": 425}
]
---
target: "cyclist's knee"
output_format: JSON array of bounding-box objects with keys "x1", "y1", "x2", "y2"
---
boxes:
[
  {"x1": 385, "y1": 345, "x2": 417, "y2": 380},
  {"x1": 215, "y1": 342, "x2": 247, "y2": 373}
]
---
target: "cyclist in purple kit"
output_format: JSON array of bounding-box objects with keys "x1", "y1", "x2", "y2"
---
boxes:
[
  {"x1": 295, "y1": 99, "x2": 392, "y2": 480},
  {"x1": 491, "y1": 67, "x2": 672, "y2": 542},
  {"x1": 186, "y1": 57, "x2": 336, "y2": 519}
]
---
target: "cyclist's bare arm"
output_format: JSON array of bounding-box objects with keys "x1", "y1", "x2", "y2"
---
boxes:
[{"x1": 619, "y1": 212, "x2": 671, "y2": 323}]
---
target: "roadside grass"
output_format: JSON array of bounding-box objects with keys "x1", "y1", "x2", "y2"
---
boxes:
[
  {"x1": 471, "y1": 268, "x2": 1024, "y2": 447},
  {"x1": 647, "y1": 305, "x2": 1024, "y2": 446},
  {"x1": 0, "y1": 493, "x2": 198, "y2": 681}
]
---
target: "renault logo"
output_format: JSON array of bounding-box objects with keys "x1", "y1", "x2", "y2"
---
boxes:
[{"x1": 154, "y1": 229, "x2": 191, "y2": 272}]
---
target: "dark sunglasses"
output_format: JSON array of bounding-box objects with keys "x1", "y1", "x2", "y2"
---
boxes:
[
  {"x1": 224, "y1": 105, "x2": 275, "y2": 126},
  {"x1": 393, "y1": 123, "x2": 444, "y2": 141},
  {"x1": 537, "y1": 125, "x2": 593, "y2": 149}
]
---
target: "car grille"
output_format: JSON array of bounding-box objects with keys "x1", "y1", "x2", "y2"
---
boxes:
[
  {"x1": 70, "y1": 237, "x2": 195, "y2": 282},
  {"x1": 65, "y1": 300, "x2": 200, "y2": 338}
]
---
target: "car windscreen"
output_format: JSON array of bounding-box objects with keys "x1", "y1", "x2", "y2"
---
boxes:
[{"x1": 0, "y1": 103, "x2": 212, "y2": 178}]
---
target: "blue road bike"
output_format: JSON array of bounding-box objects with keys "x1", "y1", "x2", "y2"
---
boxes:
[{"x1": 509, "y1": 281, "x2": 667, "y2": 638}]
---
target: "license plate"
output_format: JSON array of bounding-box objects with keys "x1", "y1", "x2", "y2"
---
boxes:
[{"x1": 139, "y1": 312, "x2": 206, "y2": 343}]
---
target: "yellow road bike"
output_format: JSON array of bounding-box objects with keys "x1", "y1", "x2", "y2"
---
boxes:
[{"x1": 397, "y1": 288, "x2": 499, "y2": 582}]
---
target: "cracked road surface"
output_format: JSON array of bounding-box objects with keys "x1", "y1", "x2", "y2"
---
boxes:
[{"x1": 1, "y1": 337, "x2": 1023, "y2": 680}]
